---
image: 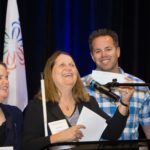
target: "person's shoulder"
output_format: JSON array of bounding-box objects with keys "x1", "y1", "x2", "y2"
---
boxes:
[
  {"x1": 28, "y1": 98, "x2": 42, "y2": 105},
  {"x1": 81, "y1": 95, "x2": 100, "y2": 114},
  {"x1": 81, "y1": 73, "x2": 92, "y2": 86},
  {"x1": 24, "y1": 99, "x2": 43, "y2": 111},
  {"x1": 125, "y1": 73, "x2": 149, "y2": 92},
  {"x1": 4, "y1": 104, "x2": 22, "y2": 114},
  {"x1": 2, "y1": 104, "x2": 23, "y2": 122},
  {"x1": 84, "y1": 95, "x2": 97, "y2": 105},
  {"x1": 81, "y1": 73, "x2": 91, "y2": 80},
  {"x1": 125, "y1": 73, "x2": 145, "y2": 82},
  {"x1": 89, "y1": 95, "x2": 98, "y2": 103},
  {"x1": 23, "y1": 100, "x2": 40, "y2": 118}
]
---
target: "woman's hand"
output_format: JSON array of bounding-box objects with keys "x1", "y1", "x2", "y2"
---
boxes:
[
  {"x1": 50, "y1": 124, "x2": 86, "y2": 143},
  {"x1": 119, "y1": 86, "x2": 134, "y2": 105},
  {"x1": 118, "y1": 77, "x2": 135, "y2": 116},
  {"x1": 119, "y1": 77, "x2": 135, "y2": 104}
]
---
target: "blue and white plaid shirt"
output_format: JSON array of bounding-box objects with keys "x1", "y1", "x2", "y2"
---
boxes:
[{"x1": 82, "y1": 69, "x2": 150, "y2": 140}]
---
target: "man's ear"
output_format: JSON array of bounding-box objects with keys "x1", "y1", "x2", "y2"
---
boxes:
[
  {"x1": 117, "y1": 47, "x2": 121, "y2": 58},
  {"x1": 90, "y1": 52, "x2": 95, "y2": 62}
]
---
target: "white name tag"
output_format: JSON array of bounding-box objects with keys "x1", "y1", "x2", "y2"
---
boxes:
[
  {"x1": 0, "y1": 147, "x2": 13, "y2": 150},
  {"x1": 48, "y1": 119, "x2": 74, "y2": 150},
  {"x1": 48, "y1": 119, "x2": 69, "y2": 134}
]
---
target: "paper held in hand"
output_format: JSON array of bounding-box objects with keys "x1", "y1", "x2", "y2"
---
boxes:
[
  {"x1": 92, "y1": 70, "x2": 126, "y2": 85},
  {"x1": 77, "y1": 106, "x2": 107, "y2": 141}
]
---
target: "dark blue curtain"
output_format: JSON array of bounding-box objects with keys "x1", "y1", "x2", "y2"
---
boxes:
[
  {"x1": 1, "y1": 0, "x2": 150, "y2": 102},
  {"x1": 48, "y1": 0, "x2": 114, "y2": 77}
]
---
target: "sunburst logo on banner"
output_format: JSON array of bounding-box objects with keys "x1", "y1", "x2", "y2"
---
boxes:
[{"x1": 3, "y1": 20, "x2": 25, "y2": 71}]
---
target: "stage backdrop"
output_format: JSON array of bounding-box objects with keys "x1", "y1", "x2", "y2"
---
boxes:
[{"x1": 0, "y1": 0, "x2": 150, "y2": 106}]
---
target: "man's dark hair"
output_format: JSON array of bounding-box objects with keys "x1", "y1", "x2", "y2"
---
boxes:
[{"x1": 89, "y1": 28, "x2": 119, "y2": 52}]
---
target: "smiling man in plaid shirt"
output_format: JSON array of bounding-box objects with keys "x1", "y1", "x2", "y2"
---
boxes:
[{"x1": 82, "y1": 28, "x2": 150, "y2": 140}]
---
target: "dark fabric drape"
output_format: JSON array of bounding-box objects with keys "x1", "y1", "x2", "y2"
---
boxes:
[{"x1": 0, "y1": 0, "x2": 150, "y2": 105}]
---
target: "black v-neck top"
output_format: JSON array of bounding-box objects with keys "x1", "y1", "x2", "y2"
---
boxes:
[
  {"x1": 22, "y1": 97, "x2": 128, "y2": 150},
  {"x1": 0, "y1": 121, "x2": 6, "y2": 146}
]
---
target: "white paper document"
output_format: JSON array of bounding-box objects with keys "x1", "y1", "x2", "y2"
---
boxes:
[
  {"x1": 48, "y1": 119, "x2": 69, "y2": 134},
  {"x1": 77, "y1": 106, "x2": 107, "y2": 141},
  {"x1": 92, "y1": 70, "x2": 126, "y2": 85},
  {"x1": 0, "y1": 147, "x2": 13, "y2": 150}
]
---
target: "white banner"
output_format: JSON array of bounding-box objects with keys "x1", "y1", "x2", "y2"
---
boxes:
[{"x1": 3, "y1": 0, "x2": 28, "y2": 111}]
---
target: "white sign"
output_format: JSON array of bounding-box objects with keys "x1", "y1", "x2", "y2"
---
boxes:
[
  {"x1": 48, "y1": 119, "x2": 69, "y2": 134},
  {"x1": 92, "y1": 70, "x2": 126, "y2": 85}
]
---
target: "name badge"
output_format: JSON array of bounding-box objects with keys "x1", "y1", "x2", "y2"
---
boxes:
[
  {"x1": 48, "y1": 119, "x2": 69, "y2": 134},
  {"x1": 0, "y1": 147, "x2": 13, "y2": 150}
]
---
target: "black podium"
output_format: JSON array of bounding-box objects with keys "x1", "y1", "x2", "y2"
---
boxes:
[{"x1": 48, "y1": 139, "x2": 150, "y2": 150}]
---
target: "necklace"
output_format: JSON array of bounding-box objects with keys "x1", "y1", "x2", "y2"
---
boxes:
[
  {"x1": 61, "y1": 104, "x2": 70, "y2": 111},
  {"x1": 59, "y1": 98, "x2": 75, "y2": 112},
  {"x1": 59, "y1": 103, "x2": 74, "y2": 111},
  {"x1": 65, "y1": 106, "x2": 70, "y2": 111}
]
